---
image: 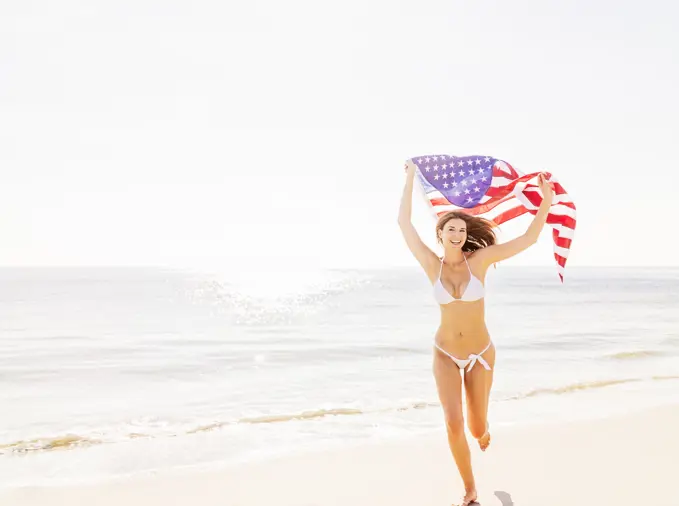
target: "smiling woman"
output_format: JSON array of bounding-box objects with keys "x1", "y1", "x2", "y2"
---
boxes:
[
  {"x1": 436, "y1": 211, "x2": 496, "y2": 255},
  {"x1": 397, "y1": 159, "x2": 555, "y2": 506}
]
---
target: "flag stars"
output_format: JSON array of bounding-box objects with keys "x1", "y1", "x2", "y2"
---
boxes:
[
  {"x1": 471, "y1": 178, "x2": 477, "y2": 184},
  {"x1": 467, "y1": 160, "x2": 473, "y2": 166},
  {"x1": 461, "y1": 180, "x2": 468, "y2": 186},
  {"x1": 425, "y1": 157, "x2": 431, "y2": 163},
  {"x1": 458, "y1": 170, "x2": 465, "y2": 177},
  {"x1": 434, "y1": 165, "x2": 439, "y2": 171},
  {"x1": 455, "y1": 191, "x2": 461, "y2": 197},
  {"x1": 443, "y1": 182, "x2": 449, "y2": 188},
  {"x1": 449, "y1": 172, "x2": 455, "y2": 178},
  {"x1": 467, "y1": 197, "x2": 473, "y2": 203},
  {"x1": 484, "y1": 157, "x2": 490, "y2": 162},
  {"x1": 481, "y1": 176, "x2": 488, "y2": 182},
  {"x1": 464, "y1": 189, "x2": 471, "y2": 194},
  {"x1": 434, "y1": 174, "x2": 440, "y2": 180},
  {"x1": 442, "y1": 164, "x2": 448, "y2": 170},
  {"x1": 457, "y1": 161, "x2": 464, "y2": 167},
  {"x1": 425, "y1": 166, "x2": 431, "y2": 172},
  {"x1": 475, "y1": 159, "x2": 481, "y2": 165},
  {"x1": 474, "y1": 187, "x2": 480, "y2": 192},
  {"x1": 442, "y1": 173, "x2": 448, "y2": 179},
  {"x1": 478, "y1": 168, "x2": 485, "y2": 174},
  {"x1": 451, "y1": 181, "x2": 458, "y2": 187}
]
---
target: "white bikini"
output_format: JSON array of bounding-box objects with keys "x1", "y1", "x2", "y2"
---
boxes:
[{"x1": 433, "y1": 255, "x2": 492, "y2": 372}]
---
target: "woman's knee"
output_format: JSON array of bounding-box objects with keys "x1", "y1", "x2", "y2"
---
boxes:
[
  {"x1": 467, "y1": 417, "x2": 487, "y2": 439},
  {"x1": 444, "y1": 414, "x2": 465, "y2": 440}
]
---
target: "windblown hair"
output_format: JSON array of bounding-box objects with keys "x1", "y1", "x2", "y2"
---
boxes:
[{"x1": 435, "y1": 211, "x2": 497, "y2": 253}]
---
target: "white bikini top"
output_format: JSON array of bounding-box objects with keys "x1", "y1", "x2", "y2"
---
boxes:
[{"x1": 433, "y1": 254, "x2": 485, "y2": 304}]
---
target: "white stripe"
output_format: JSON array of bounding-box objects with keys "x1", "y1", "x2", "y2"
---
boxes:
[
  {"x1": 551, "y1": 193, "x2": 575, "y2": 205},
  {"x1": 512, "y1": 189, "x2": 578, "y2": 219},
  {"x1": 489, "y1": 176, "x2": 514, "y2": 188},
  {"x1": 554, "y1": 245, "x2": 570, "y2": 258},
  {"x1": 547, "y1": 204, "x2": 577, "y2": 219},
  {"x1": 482, "y1": 199, "x2": 525, "y2": 221},
  {"x1": 553, "y1": 224, "x2": 576, "y2": 239},
  {"x1": 431, "y1": 204, "x2": 462, "y2": 214},
  {"x1": 426, "y1": 189, "x2": 445, "y2": 199},
  {"x1": 512, "y1": 187, "x2": 536, "y2": 208}
]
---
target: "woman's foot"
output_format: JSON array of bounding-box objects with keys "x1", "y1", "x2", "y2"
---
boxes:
[
  {"x1": 458, "y1": 488, "x2": 478, "y2": 505},
  {"x1": 477, "y1": 429, "x2": 491, "y2": 451}
]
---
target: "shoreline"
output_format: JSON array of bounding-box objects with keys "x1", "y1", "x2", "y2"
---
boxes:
[{"x1": 3, "y1": 402, "x2": 678, "y2": 506}]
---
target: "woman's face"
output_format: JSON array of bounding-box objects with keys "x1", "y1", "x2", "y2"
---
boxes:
[{"x1": 439, "y1": 218, "x2": 467, "y2": 249}]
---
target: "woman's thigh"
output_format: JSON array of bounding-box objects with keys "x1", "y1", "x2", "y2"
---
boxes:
[
  {"x1": 433, "y1": 349, "x2": 464, "y2": 428},
  {"x1": 463, "y1": 342, "x2": 496, "y2": 436}
]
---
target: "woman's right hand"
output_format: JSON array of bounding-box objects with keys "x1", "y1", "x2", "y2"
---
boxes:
[{"x1": 404, "y1": 159, "x2": 416, "y2": 176}]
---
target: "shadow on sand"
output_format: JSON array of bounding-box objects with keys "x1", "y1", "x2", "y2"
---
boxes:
[{"x1": 493, "y1": 490, "x2": 514, "y2": 505}]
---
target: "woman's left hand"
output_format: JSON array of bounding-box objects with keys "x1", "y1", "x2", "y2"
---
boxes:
[{"x1": 537, "y1": 173, "x2": 554, "y2": 201}]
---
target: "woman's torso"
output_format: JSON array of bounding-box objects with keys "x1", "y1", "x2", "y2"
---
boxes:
[{"x1": 433, "y1": 253, "x2": 490, "y2": 355}]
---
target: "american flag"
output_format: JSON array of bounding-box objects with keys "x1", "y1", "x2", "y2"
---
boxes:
[{"x1": 410, "y1": 154, "x2": 576, "y2": 281}]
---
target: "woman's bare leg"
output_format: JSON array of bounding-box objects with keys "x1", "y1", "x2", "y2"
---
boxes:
[
  {"x1": 464, "y1": 342, "x2": 496, "y2": 451},
  {"x1": 433, "y1": 349, "x2": 477, "y2": 505}
]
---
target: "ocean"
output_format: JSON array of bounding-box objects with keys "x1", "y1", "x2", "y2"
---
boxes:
[{"x1": 1, "y1": 265, "x2": 678, "y2": 488}]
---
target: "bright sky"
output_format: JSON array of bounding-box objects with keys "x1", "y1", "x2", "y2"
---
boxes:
[{"x1": 1, "y1": 0, "x2": 677, "y2": 271}]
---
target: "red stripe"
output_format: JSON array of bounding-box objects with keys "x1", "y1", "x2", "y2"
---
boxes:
[
  {"x1": 521, "y1": 188, "x2": 543, "y2": 207},
  {"x1": 552, "y1": 181, "x2": 570, "y2": 197},
  {"x1": 491, "y1": 204, "x2": 576, "y2": 233},
  {"x1": 492, "y1": 162, "x2": 519, "y2": 179},
  {"x1": 485, "y1": 186, "x2": 513, "y2": 198},
  {"x1": 466, "y1": 195, "x2": 516, "y2": 216},
  {"x1": 553, "y1": 230, "x2": 573, "y2": 249},
  {"x1": 489, "y1": 173, "x2": 537, "y2": 195},
  {"x1": 554, "y1": 253, "x2": 567, "y2": 268},
  {"x1": 513, "y1": 189, "x2": 577, "y2": 230},
  {"x1": 546, "y1": 213, "x2": 576, "y2": 230},
  {"x1": 430, "y1": 197, "x2": 453, "y2": 207},
  {"x1": 504, "y1": 162, "x2": 519, "y2": 178},
  {"x1": 490, "y1": 205, "x2": 530, "y2": 225},
  {"x1": 520, "y1": 209, "x2": 577, "y2": 231},
  {"x1": 519, "y1": 187, "x2": 577, "y2": 213}
]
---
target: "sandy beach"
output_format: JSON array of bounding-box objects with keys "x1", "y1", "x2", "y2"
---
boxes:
[{"x1": 3, "y1": 403, "x2": 678, "y2": 506}]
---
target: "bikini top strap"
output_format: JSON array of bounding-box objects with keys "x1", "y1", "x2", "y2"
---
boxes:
[
  {"x1": 463, "y1": 254, "x2": 472, "y2": 273},
  {"x1": 439, "y1": 256, "x2": 445, "y2": 277}
]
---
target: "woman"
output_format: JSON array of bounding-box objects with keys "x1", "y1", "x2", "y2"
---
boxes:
[{"x1": 398, "y1": 159, "x2": 554, "y2": 505}]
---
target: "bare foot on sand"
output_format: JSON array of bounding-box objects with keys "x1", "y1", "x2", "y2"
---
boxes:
[
  {"x1": 457, "y1": 488, "x2": 478, "y2": 505},
  {"x1": 478, "y1": 430, "x2": 491, "y2": 451}
]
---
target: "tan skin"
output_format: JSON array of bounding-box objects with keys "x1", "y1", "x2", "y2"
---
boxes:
[{"x1": 398, "y1": 160, "x2": 554, "y2": 506}]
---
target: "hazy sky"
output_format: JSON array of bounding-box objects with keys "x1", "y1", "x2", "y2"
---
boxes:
[{"x1": 1, "y1": 0, "x2": 677, "y2": 271}]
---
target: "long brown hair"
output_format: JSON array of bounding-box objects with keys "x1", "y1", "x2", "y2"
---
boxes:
[{"x1": 436, "y1": 211, "x2": 497, "y2": 253}]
